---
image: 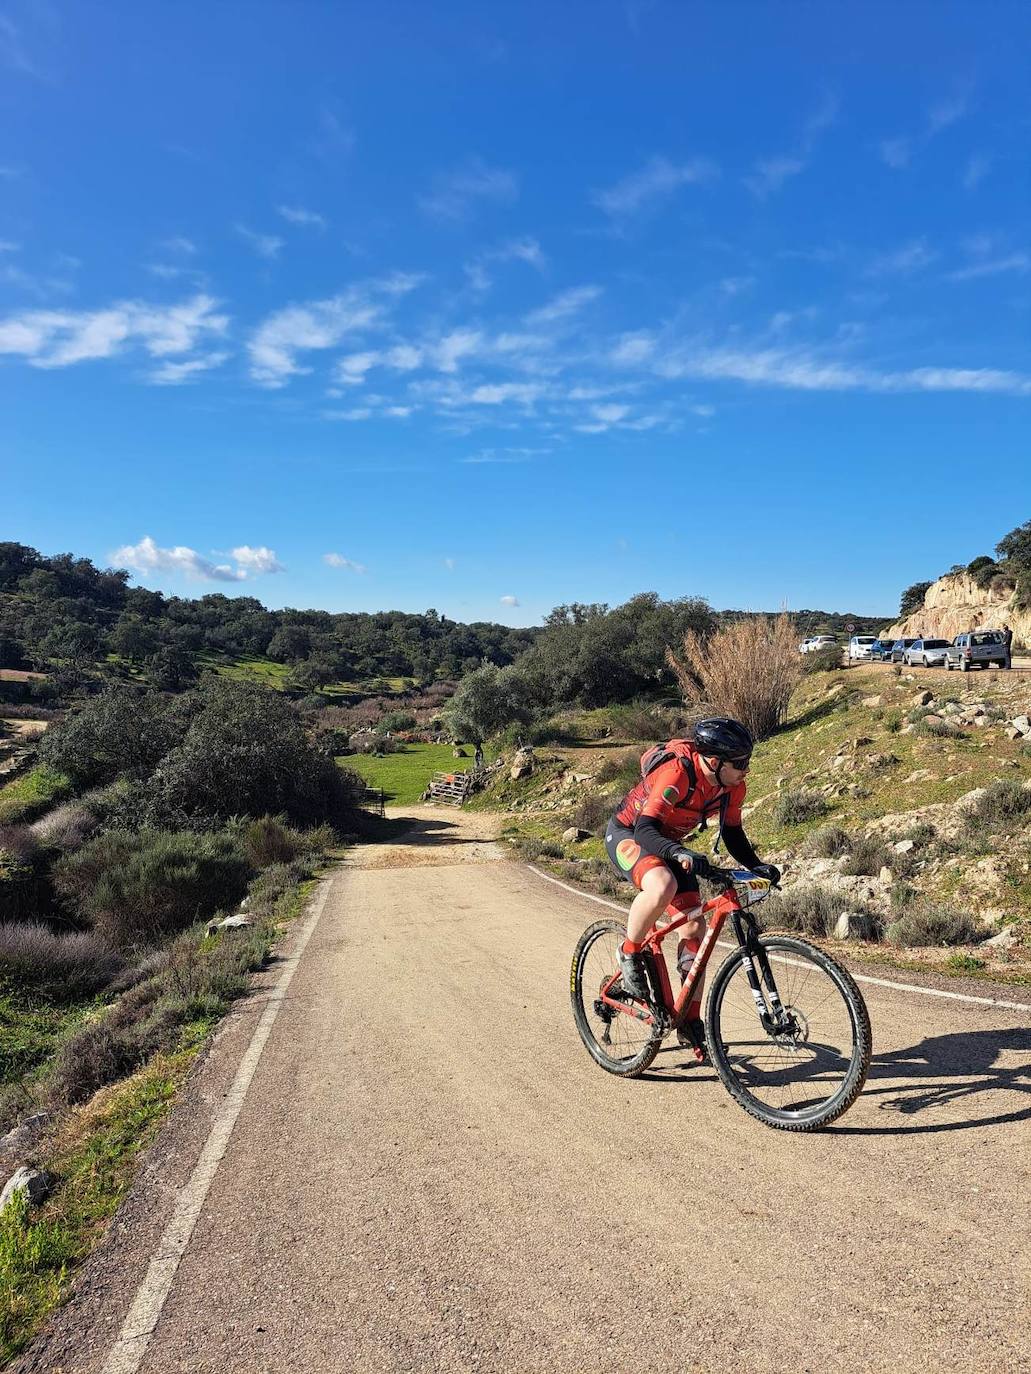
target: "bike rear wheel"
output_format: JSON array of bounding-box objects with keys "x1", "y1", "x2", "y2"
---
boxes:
[
  {"x1": 706, "y1": 936, "x2": 871, "y2": 1130},
  {"x1": 571, "y1": 920, "x2": 662, "y2": 1077}
]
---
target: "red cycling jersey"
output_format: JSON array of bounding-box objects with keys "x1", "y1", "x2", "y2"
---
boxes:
[{"x1": 614, "y1": 747, "x2": 745, "y2": 843}]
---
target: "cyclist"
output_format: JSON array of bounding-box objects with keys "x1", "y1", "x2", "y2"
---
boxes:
[{"x1": 604, "y1": 717, "x2": 780, "y2": 1053}]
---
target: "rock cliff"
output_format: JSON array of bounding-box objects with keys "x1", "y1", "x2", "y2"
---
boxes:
[{"x1": 883, "y1": 571, "x2": 1029, "y2": 644}]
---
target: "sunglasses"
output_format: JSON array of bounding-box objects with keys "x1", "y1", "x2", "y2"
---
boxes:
[{"x1": 725, "y1": 756, "x2": 751, "y2": 772}]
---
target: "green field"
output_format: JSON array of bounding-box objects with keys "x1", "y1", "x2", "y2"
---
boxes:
[{"x1": 339, "y1": 743, "x2": 488, "y2": 805}]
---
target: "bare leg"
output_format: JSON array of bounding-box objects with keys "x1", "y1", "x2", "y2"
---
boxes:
[{"x1": 625, "y1": 866, "x2": 678, "y2": 944}]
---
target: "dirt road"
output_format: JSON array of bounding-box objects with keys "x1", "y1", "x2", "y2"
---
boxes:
[{"x1": 24, "y1": 807, "x2": 1031, "y2": 1374}]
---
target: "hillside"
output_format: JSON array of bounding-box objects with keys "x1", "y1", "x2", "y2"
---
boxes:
[
  {"x1": 472, "y1": 661, "x2": 1031, "y2": 981},
  {"x1": 884, "y1": 568, "x2": 1030, "y2": 644}
]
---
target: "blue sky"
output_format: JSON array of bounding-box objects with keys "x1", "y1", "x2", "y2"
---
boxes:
[{"x1": 2, "y1": 0, "x2": 1030, "y2": 624}]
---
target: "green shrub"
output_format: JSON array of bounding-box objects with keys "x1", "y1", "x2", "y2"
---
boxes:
[
  {"x1": 900, "y1": 822, "x2": 936, "y2": 847},
  {"x1": 36, "y1": 689, "x2": 191, "y2": 789},
  {"x1": 0, "y1": 923, "x2": 122, "y2": 1001},
  {"x1": 761, "y1": 885, "x2": 880, "y2": 939},
  {"x1": 773, "y1": 789, "x2": 830, "y2": 827},
  {"x1": 802, "y1": 825, "x2": 852, "y2": 858},
  {"x1": 605, "y1": 701, "x2": 682, "y2": 741},
  {"x1": 240, "y1": 816, "x2": 305, "y2": 869},
  {"x1": 379, "y1": 711, "x2": 416, "y2": 734},
  {"x1": 962, "y1": 779, "x2": 1031, "y2": 831},
  {"x1": 883, "y1": 709, "x2": 903, "y2": 733},
  {"x1": 594, "y1": 749, "x2": 641, "y2": 790},
  {"x1": 29, "y1": 803, "x2": 97, "y2": 853},
  {"x1": 53, "y1": 829, "x2": 251, "y2": 948},
  {"x1": 839, "y1": 835, "x2": 892, "y2": 876},
  {"x1": 886, "y1": 902, "x2": 984, "y2": 947},
  {"x1": 920, "y1": 718, "x2": 965, "y2": 739},
  {"x1": 572, "y1": 792, "x2": 612, "y2": 835},
  {"x1": 538, "y1": 839, "x2": 564, "y2": 859},
  {"x1": 801, "y1": 645, "x2": 842, "y2": 675}
]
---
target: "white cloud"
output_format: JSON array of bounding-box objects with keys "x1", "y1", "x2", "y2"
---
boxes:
[
  {"x1": 467, "y1": 382, "x2": 543, "y2": 405},
  {"x1": 161, "y1": 236, "x2": 198, "y2": 255},
  {"x1": 322, "y1": 407, "x2": 372, "y2": 421},
  {"x1": 433, "y1": 328, "x2": 483, "y2": 372},
  {"x1": 593, "y1": 155, "x2": 716, "y2": 217},
  {"x1": 336, "y1": 349, "x2": 381, "y2": 383},
  {"x1": 746, "y1": 94, "x2": 838, "y2": 197},
  {"x1": 500, "y1": 595, "x2": 520, "y2": 607},
  {"x1": 419, "y1": 158, "x2": 518, "y2": 220},
  {"x1": 464, "y1": 236, "x2": 545, "y2": 292},
  {"x1": 149, "y1": 351, "x2": 229, "y2": 385},
  {"x1": 0, "y1": 294, "x2": 228, "y2": 370},
  {"x1": 113, "y1": 535, "x2": 282, "y2": 584},
  {"x1": 609, "y1": 332, "x2": 655, "y2": 365},
  {"x1": 324, "y1": 552, "x2": 367, "y2": 572},
  {"x1": 231, "y1": 545, "x2": 286, "y2": 574},
  {"x1": 277, "y1": 205, "x2": 327, "y2": 229},
  {"x1": 947, "y1": 253, "x2": 1030, "y2": 283},
  {"x1": 962, "y1": 155, "x2": 991, "y2": 191},
  {"x1": 927, "y1": 95, "x2": 968, "y2": 136},
  {"x1": 867, "y1": 238, "x2": 936, "y2": 276},
  {"x1": 443, "y1": 557, "x2": 456, "y2": 570},
  {"x1": 657, "y1": 343, "x2": 1031, "y2": 396},
  {"x1": 247, "y1": 288, "x2": 385, "y2": 386},
  {"x1": 881, "y1": 92, "x2": 969, "y2": 171},
  {"x1": 235, "y1": 224, "x2": 285, "y2": 259},
  {"x1": 720, "y1": 276, "x2": 755, "y2": 296},
  {"x1": 387, "y1": 343, "x2": 423, "y2": 370},
  {"x1": 525, "y1": 285, "x2": 602, "y2": 325}
]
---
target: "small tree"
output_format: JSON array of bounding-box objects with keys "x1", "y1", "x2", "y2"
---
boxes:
[
  {"x1": 667, "y1": 613, "x2": 802, "y2": 740},
  {"x1": 444, "y1": 663, "x2": 532, "y2": 743},
  {"x1": 996, "y1": 519, "x2": 1031, "y2": 568},
  {"x1": 899, "y1": 581, "x2": 932, "y2": 617}
]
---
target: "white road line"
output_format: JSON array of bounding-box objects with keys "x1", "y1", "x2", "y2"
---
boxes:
[
  {"x1": 526, "y1": 864, "x2": 1031, "y2": 1015},
  {"x1": 101, "y1": 878, "x2": 334, "y2": 1374}
]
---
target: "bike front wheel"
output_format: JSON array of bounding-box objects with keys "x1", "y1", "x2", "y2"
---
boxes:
[
  {"x1": 571, "y1": 920, "x2": 662, "y2": 1077},
  {"x1": 706, "y1": 937, "x2": 871, "y2": 1131}
]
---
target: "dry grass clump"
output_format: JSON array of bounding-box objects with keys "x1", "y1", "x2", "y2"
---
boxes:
[
  {"x1": 773, "y1": 788, "x2": 830, "y2": 827},
  {"x1": 760, "y1": 885, "x2": 881, "y2": 939},
  {"x1": 572, "y1": 792, "x2": 612, "y2": 835},
  {"x1": 839, "y1": 835, "x2": 894, "y2": 876},
  {"x1": 885, "y1": 902, "x2": 984, "y2": 948},
  {"x1": 0, "y1": 924, "x2": 122, "y2": 1001},
  {"x1": 962, "y1": 779, "x2": 1031, "y2": 833},
  {"x1": 802, "y1": 825, "x2": 852, "y2": 858},
  {"x1": 594, "y1": 749, "x2": 642, "y2": 790},
  {"x1": 667, "y1": 613, "x2": 802, "y2": 741}
]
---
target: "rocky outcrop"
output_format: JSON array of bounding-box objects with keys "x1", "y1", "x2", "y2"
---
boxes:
[{"x1": 882, "y1": 571, "x2": 1029, "y2": 643}]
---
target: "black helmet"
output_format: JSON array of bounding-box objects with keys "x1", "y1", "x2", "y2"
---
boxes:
[{"x1": 692, "y1": 717, "x2": 753, "y2": 762}]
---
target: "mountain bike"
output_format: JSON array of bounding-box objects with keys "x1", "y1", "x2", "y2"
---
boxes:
[{"x1": 570, "y1": 868, "x2": 871, "y2": 1131}]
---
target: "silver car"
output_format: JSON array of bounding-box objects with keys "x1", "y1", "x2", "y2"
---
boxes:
[{"x1": 904, "y1": 637, "x2": 951, "y2": 668}]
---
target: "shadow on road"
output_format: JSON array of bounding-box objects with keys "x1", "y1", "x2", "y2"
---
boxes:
[{"x1": 636, "y1": 1026, "x2": 1031, "y2": 1136}]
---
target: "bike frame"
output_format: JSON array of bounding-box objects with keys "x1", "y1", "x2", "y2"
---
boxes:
[{"x1": 600, "y1": 883, "x2": 787, "y2": 1033}]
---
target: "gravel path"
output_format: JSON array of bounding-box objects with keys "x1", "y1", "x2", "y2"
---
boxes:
[{"x1": 20, "y1": 807, "x2": 1031, "y2": 1374}]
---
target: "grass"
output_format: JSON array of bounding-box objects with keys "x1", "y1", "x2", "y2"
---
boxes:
[
  {"x1": 0, "y1": 766, "x2": 72, "y2": 824},
  {"x1": 196, "y1": 653, "x2": 411, "y2": 700},
  {"x1": 0, "y1": 1047, "x2": 192, "y2": 1364},
  {"x1": 0, "y1": 990, "x2": 98, "y2": 1088},
  {"x1": 341, "y1": 742, "x2": 495, "y2": 805}
]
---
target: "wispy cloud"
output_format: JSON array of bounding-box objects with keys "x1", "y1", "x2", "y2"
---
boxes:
[
  {"x1": 277, "y1": 205, "x2": 327, "y2": 230},
  {"x1": 947, "y1": 253, "x2": 1029, "y2": 283},
  {"x1": 443, "y1": 557, "x2": 456, "y2": 570},
  {"x1": 881, "y1": 90, "x2": 970, "y2": 170},
  {"x1": 0, "y1": 12, "x2": 44, "y2": 79},
  {"x1": 149, "y1": 351, "x2": 229, "y2": 385},
  {"x1": 113, "y1": 535, "x2": 283, "y2": 584},
  {"x1": 593, "y1": 155, "x2": 716, "y2": 217},
  {"x1": 324, "y1": 552, "x2": 366, "y2": 572},
  {"x1": 657, "y1": 342, "x2": 1031, "y2": 397},
  {"x1": 464, "y1": 237, "x2": 545, "y2": 292},
  {"x1": 500, "y1": 595, "x2": 520, "y2": 607},
  {"x1": 525, "y1": 285, "x2": 602, "y2": 325},
  {"x1": 247, "y1": 277, "x2": 421, "y2": 386},
  {"x1": 419, "y1": 158, "x2": 518, "y2": 221},
  {"x1": 745, "y1": 94, "x2": 838, "y2": 197},
  {"x1": 235, "y1": 224, "x2": 284, "y2": 259},
  {"x1": 0, "y1": 294, "x2": 228, "y2": 370},
  {"x1": 962, "y1": 154, "x2": 991, "y2": 191},
  {"x1": 161, "y1": 236, "x2": 197, "y2": 255},
  {"x1": 866, "y1": 238, "x2": 936, "y2": 276}
]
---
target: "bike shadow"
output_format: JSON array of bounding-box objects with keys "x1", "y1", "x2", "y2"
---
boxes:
[{"x1": 640, "y1": 1026, "x2": 1031, "y2": 1136}]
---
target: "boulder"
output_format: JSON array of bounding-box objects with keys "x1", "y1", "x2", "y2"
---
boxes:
[
  {"x1": 878, "y1": 866, "x2": 894, "y2": 884},
  {"x1": 833, "y1": 911, "x2": 878, "y2": 941},
  {"x1": 923, "y1": 714, "x2": 945, "y2": 728},
  {"x1": 1009, "y1": 715, "x2": 1031, "y2": 737},
  {"x1": 0, "y1": 1167, "x2": 51, "y2": 1212},
  {"x1": 985, "y1": 927, "x2": 1018, "y2": 950},
  {"x1": 206, "y1": 914, "x2": 254, "y2": 935},
  {"x1": 510, "y1": 762, "x2": 533, "y2": 781},
  {"x1": 955, "y1": 787, "x2": 989, "y2": 814},
  {"x1": 0, "y1": 1113, "x2": 49, "y2": 1161},
  {"x1": 893, "y1": 839, "x2": 916, "y2": 854},
  {"x1": 562, "y1": 827, "x2": 590, "y2": 843},
  {"x1": 862, "y1": 695, "x2": 883, "y2": 708},
  {"x1": 912, "y1": 690, "x2": 934, "y2": 707}
]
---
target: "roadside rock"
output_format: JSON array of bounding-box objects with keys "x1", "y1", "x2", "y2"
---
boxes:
[
  {"x1": 955, "y1": 787, "x2": 988, "y2": 814},
  {"x1": 862, "y1": 695, "x2": 883, "y2": 708},
  {"x1": 894, "y1": 839, "x2": 916, "y2": 854},
  {"x1": 834, "y1": 911, "x2": 879, "y2": 941},
  {"x1": 912, "y1": 690, "x2": 934, "y2": 706},
  {"x1": 0, "y1": 1166, "x2": 51, "y2": 1212},
  {"x1": 206, "y1": 914, "x2": 254, "y2": 935},
  {"x1": 562, "y1": 827, "x2": 590, "y2": 843}
]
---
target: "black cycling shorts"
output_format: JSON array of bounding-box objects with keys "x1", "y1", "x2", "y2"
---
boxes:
[{"x1": 604, "y1": 816, "x2": 699, "y2": 897}]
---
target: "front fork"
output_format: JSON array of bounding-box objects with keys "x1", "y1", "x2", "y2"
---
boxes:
[{"x1": 731, "y1": 912, "x2": 794, "y2": 1036}]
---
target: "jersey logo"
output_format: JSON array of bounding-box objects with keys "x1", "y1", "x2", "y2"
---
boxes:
[{"x1": 615, "y1": 839, "x2": 640, "y2": 872}]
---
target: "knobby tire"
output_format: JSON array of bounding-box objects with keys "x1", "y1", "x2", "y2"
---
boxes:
[{"x1": 571, "y1": 919, "x2": 662, "y2": 1077}]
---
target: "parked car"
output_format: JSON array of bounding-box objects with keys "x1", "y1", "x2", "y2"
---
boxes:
[
  {"x1": 889, "y1": 638, "x2": 918, "y2": 662},
  {"x1": 848, "y1": 635, "x2": 878, "y2": 660},
  {"x1": 869, "y1": 639, "x2": 896, "y2": 661},
  {"x1": 903, "y1": 638, "x2": 951, "y2": 668},
  {"x1": 944, "y1": 630, "x2": 1008, "y2": 672},
  {"x1": 800, "y1": 635, "x2": 838, "y2": 655}
]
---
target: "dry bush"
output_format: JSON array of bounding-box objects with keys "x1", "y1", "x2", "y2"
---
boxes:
[
  {"x1": 30, "y1": 802, "x2": 98, "y2": 853},
  {"x1": 667, "y1": 613, "x2": 802, "y2": 741},
  {"x1": 0, "y1": 923, "x2": 123, "y2": 1000},
  {"x1": 773, "y1": 788, "x2": 830, "y2": 827},
  {"x1": 572, "y1": 791, "x2": 612, "y2": 835}
]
